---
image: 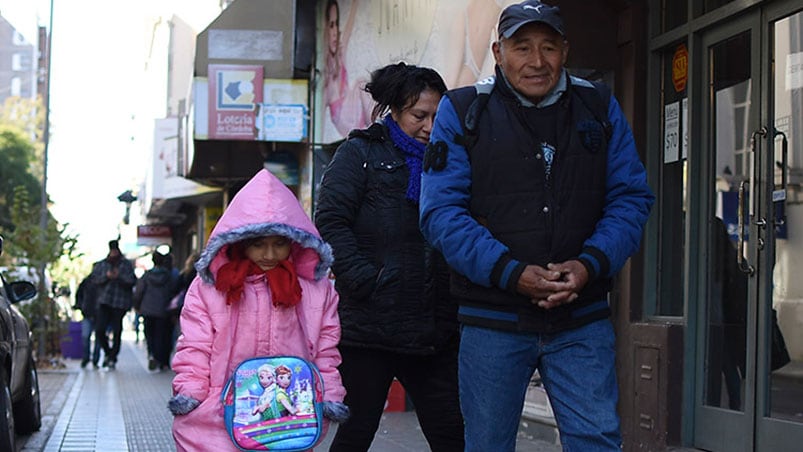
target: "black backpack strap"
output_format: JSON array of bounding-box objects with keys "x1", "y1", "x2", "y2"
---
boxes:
[
  {"x1": 573, "y1": 79, "x2": 613, "y2": 140},
  {"x1": 425, "y1": 82, "x2": 489, "y2": 172},
  {"x1": 444, "y1": 77, "x2": 495, "y2": 151},
  {"x1": 444, "y1": 88, "x2": 477, "y2": 149}
]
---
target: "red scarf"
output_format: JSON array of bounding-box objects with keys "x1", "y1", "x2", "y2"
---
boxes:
[{"x1": 215, "y1": 250, "x2": 302, "y2": 307}]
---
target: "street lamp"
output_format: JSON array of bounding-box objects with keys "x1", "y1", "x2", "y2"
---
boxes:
[{"x1": 117, "y1": 190, "x2": 137, "y2": 225}]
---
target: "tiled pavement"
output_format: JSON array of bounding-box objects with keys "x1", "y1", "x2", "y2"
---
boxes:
[{"x1": 18, "y1": 333, "x2": 176, "y2": 452}]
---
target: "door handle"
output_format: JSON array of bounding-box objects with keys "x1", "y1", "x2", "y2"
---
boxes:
[
  {"x1": 773, "y1": 129, "x2": 788, "y2": 228},
  {"x1": 737, "y1": 180, "x2": 755, "y2": 276},
  {"x1": 748, "y1": 127, "x2": 767, "y2": 219},
  {"x1": 736, "y1": 126, "x2": 768, "y2": 277}
]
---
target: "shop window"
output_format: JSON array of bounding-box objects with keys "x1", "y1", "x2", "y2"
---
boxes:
[
  {"x1": 10, "y1": 77, "x2": 21, "y2": 97},
  {"x1": 11, "y1": 53, "x2": 22, "y2": 71},
  {"x1": 774, "y1": 12, "x2": 803, "y2": 188},
  {"x1": 655, "y1": 42, "x2": 689, "y2": 317},
  {"x1": 661, "y1": 0, "x2": 687, "y2": 33}
]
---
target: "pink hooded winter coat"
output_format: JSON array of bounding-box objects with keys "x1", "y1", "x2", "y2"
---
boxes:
[{"x1": 171, "y1": 169, "x2": 345, "y2": 451}]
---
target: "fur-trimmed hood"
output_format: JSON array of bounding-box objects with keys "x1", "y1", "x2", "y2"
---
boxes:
[{"x1": 195, "y1": 169, "x2": 333, "y2": 284}]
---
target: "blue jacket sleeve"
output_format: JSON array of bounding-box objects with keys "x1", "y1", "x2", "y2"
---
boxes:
[
  {"x1": 420, "y1": 96, "x2": 513, "y2": 289},
  {"x1": 578, "y1": 95, "x2": 655, "y2": 280}
]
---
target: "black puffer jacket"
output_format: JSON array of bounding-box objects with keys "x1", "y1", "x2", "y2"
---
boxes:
[
  {"x1": 75, "y1": 275, "x2": 98, "y2": 319},
  {"x1": 315, "y1": 122, "x2": 459, "y2": 355},
  {"x1": 133, "y1": 267, "x2": 176, "y2": 318}
]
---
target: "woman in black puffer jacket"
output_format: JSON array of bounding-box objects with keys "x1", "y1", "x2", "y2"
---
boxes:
[{"x1": 315, "y1": 62, "x2": 463, "y2": 452}]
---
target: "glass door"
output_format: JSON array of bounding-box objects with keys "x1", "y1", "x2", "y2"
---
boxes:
[
  {"x1": 756, "y1": 4, "x2": 803, "y2": 449},
  {"x1": 696, "y1": 16, "x2": 758, "y2": 452},
  {"x1": 696, "y1": 4, "x2": 803, "y2": 451}
]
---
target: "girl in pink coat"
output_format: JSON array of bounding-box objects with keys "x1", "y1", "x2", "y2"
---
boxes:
[{"x1": 168, "y1": 169, "x2": 348, "y2": 451}]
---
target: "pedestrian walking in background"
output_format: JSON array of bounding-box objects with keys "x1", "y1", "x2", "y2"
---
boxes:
[
  {"x1": 131, "y1": 311, "x2": 143, "y2": 343},
  {"x1": 168, "y1": 169, "x2": 348, "y2": 451},
  {"x1": 74, "y1": 273, "x2": 102, "y2": 369},
  {"x1": 315, "y1": 62, "x2": 464, "y2": 451},
  {"x1": 419, "y1": 1, "x2": 655, "y2": 450},
  {"x1": 91, "y1": 239, "x2": 137, "y2": 370},
  {"x1": 133, "y1": 250, "x2": 178, "y2": 371},
  {"x1": 167, "y1": 251, "x2": 199, "y2": 343},
  {"x1": 176, "y1": 252, "x2": 199, "y2": 294}
]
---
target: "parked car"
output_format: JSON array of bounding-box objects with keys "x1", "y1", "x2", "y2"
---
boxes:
[{"x1": 0, "y1": 236, "x2": 42, "y2": 450}]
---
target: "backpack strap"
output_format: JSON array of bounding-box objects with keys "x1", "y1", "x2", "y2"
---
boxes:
[
  {"x1": 573, "y1": 79, "x2": 613, "y2": 141},
  {"x1": 445, "y1": 76, "x2": 495, "y2": 151}
]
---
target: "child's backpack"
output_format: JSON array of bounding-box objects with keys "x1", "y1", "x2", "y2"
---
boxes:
[{"x1": 222, "y1": 356, "x2": 324, "y2": 451}]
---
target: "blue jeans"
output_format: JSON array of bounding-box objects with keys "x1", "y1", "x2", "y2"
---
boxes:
[
  {"x1": 459, "y1": 319, "x2": 621, "y2": 452},
  {"x1": 81, "y1": 317, "x2": 101, "y2": 365}
]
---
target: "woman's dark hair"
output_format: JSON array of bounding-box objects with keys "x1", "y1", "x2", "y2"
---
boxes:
[{"x1": 363, "y1": 62, "x2": 447, "y2": 121}]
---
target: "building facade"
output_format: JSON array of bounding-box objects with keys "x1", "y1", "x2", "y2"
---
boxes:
[
  {"x1": 0, "y1": 14, "x2": 36, "y2": 104},
  {"x1": 639, "y1": 1, "x2": 803, "y2": 450}
]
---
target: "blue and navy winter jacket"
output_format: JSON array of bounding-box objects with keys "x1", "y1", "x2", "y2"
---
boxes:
[{"x1": 420, "y1": 69, "x2": 654, "y2": 333}]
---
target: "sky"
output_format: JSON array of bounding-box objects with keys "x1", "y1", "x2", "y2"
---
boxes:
[{"x1": 0, "y1": 0, "x2": 219, "y2": 262}]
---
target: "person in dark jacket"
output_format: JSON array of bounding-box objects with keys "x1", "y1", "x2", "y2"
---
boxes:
[
  {"x1": 133, "y1": 250, "x2": 177, "y2": 371},
  {"x1": 74, "y1": 273, "x2": 102, "y2": 368},
  {"x1": 419, "y1": 2, "x2": 655, "y2": 450},
  {"x1": 315, "y1": 62, "x2": 464, "y2": 451},
  {"x1": 168, "y1": 251, "x2": 199, "y2": 344},
  {"x1": 91, "y1": 239, "x2": 137, "y2": 370}
]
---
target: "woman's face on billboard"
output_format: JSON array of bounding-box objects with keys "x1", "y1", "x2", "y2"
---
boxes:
[{"x1": 326, "y1": 2, "x2": 339, "y2": 55}]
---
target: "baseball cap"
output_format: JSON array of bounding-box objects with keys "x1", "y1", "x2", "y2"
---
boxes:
[{"x1": 498, "y1": 1, "x2": 565, "y2": 39}]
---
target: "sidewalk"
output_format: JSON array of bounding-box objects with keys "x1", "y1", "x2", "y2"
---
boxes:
[
  {"x1": 19, "y1": 333, "x2": 563, "y2": 451},
  {"x1": 19, "y1": 333, "x2": 176, "y2": 451}
]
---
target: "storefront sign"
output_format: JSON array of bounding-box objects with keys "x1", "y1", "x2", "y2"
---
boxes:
[
  {"x1": 203, "y1": 207, "x2": 223, "y2": 246},
  {"x1": 664, "y1": 102, "x2": 680, "y2": 163},
  {"x1": 137, "y1": 225, "x2": 172, "y2": 247},
  {"x1": 672, "y1": 44, "x2": 688, "y2": 92},
  {"x1": 786, "y1": 52, "x2": 803, "y2": 90},
  {"x1": 208, "y1": 64, "x2": 264, "y2": 140},
  {"x1": 258, "y1": 104, "x2": 307, "y2": 142},
  {"x1": 208, "y1": 30, "x2": 283, "y2": 61}
]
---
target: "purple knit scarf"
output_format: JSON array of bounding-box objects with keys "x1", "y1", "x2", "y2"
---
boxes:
[{"x1": 384, "y1": 115, "x2": 426, "y2": 203}]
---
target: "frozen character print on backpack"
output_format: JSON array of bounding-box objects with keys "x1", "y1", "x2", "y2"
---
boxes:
[
  {"x1": 294, "y1": 380, "x2": 315, "y2": 415},
  {"x1": 223, "y1": 356, "x2": 325, "y2": 450},
  {"x1": 252, "y1": 364, "x2": 279, "y2": 420},
  {"x1": 274, "y1": 364, "x2": 297, "y2": 417}
]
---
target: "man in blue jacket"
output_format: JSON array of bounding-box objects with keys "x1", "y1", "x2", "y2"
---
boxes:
[{"x1": 420, "y1": 1, "x2": 654, "y2": 450}]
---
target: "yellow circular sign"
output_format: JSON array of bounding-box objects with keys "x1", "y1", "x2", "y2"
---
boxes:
[{"x1": 672, "y1": 44, "x2": 688, "y2": 92}]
